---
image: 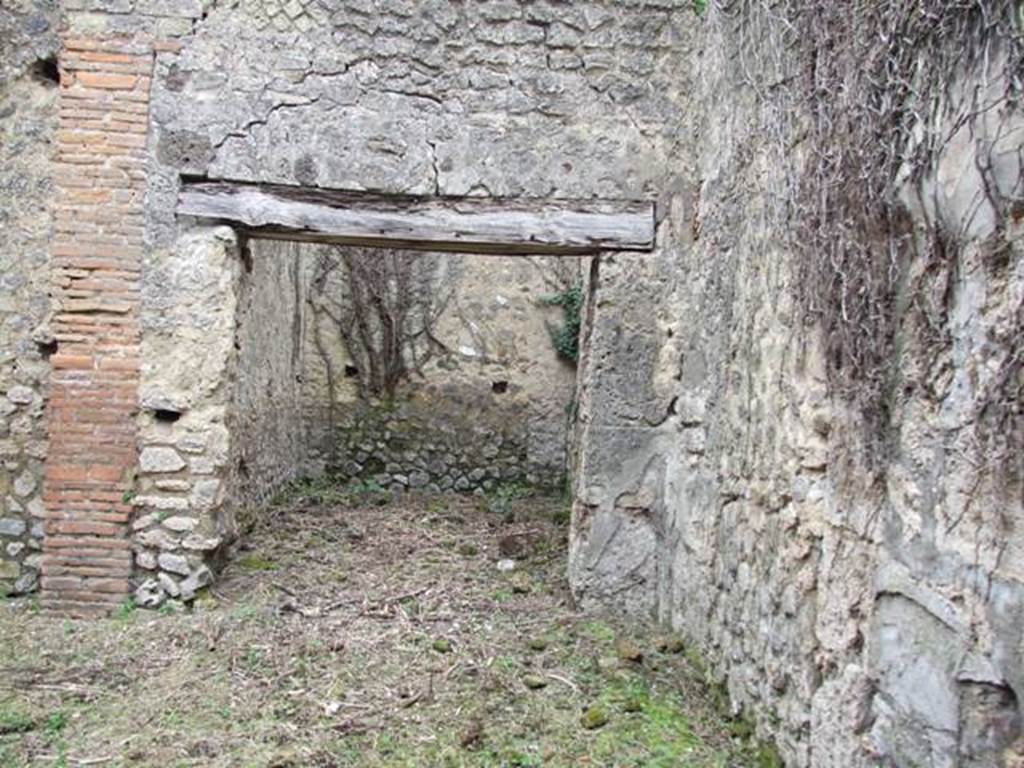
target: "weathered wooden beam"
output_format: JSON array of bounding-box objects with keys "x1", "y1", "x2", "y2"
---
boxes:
[{"x1": 176, "y1": 180, "x2": 654, "y2": 255}]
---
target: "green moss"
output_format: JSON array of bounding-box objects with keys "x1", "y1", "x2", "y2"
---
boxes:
[
  {"x1": 580, "y1": 706, "x2": 609, "y2": 730},
  {"x1": 237, "y1": 554, "x2": 278, "y2": 572},
  {"x1": 0, "y1": 704, "x2": 35, "y2": 735}
]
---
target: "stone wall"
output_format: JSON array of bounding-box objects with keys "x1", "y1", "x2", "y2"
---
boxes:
[
  {"x1": 143, "y1": 0, "x2": 690, "y2": 238},
  {"x1": 135, "y1": 227, "x2": 241, "y2": 606},
  {"x1": 0, "y1": 3, "x2": 58, "y2": 596},
  {"x1": 569, "y1": 7, "x2": 1024, "y2": 768},
  {"x1": 10, "y1": 4, "x2": 1019, "y2": 765},
  {"x1": 118, "y1": 0, "x2": 691, "y2": 612},
  {"x1": 303, "y1": 248, "x2": 580, "y2": 493},
  {"x1": 224, "y1": 238, "x2": 306, "y2": 509}
]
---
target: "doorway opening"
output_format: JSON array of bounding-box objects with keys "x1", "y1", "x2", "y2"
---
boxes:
[{"x1": 129, "y1": 179, "x2": 653, "y2": 608}]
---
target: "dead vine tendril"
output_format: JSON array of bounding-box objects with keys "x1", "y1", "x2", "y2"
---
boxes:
[{"x1": 710, "y1": 0, "x2": 1024, "y2": 476}]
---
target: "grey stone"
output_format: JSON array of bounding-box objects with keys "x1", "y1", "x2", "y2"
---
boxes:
[
  {"x1": 155, "y1": 129, "x2": 214, "y2": 172},
  {"x1": 155, "y1": 479, "x2": 191, "y2": 492},
  {"x1": 134, "y1": 495, "x2": 189, "y2": 511},
  {"x1": 26, "y1": 498, "x2": 44, "y2": 518},
  {"x1": 158, "y1": 571, "x2": 181, "y2": 598},
  {"x1": 162, "y1": 515, "x2": 197, "y2": 532},
  {"x1": 134, "y1": 579, "x2": 166, "y2": 609},
  {"x1": 132, "y1": 513, "x2": 159, "y2": 531},
  {"x1": 139, "y1": 447, "x2": 186, "y2": 473},
  {"x1": 158, "y1": 552, "x2": 191, "y2": 575},
  {"x1": 5, "y1": 385, "x2": 34, "y2": 405},
  {"x1": 12, "y1": 470, "x2": 36, "y2": 497},
  {"x1": 0, "y1": 518, "x2": 26, "y2": 537},
  {"x1": 13, "y1": 569, "x2": 37, "y2": 594},
  {"x1": 179, "y1": 565, "x2": 212, "y2": 601},
  {"x1": 182, "y1": 534, "x2": 221, "y2": 551},
  {"x1": 136, "y1": 550, "x2": 157, "y2": 570}
]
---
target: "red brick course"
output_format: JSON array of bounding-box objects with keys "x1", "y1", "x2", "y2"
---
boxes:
[{"x1": 42, "y1": 37, "x2": 153, "y2": 618}]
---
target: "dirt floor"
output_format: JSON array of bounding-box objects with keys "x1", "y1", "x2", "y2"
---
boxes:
[{"x1": 1, "y1": 483, "x2": 778, "y2": 767}]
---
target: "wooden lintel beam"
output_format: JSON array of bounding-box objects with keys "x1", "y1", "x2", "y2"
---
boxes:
[{"x1": 176, "y1": 180, "x2": 655, "y2": 255}]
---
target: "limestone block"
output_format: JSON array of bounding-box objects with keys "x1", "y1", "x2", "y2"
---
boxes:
[
  {"x1": 5, "y1": 386, "x2": 34, "y2": 405},
  {"x1": 25, "y1": 498, "x2": 44, "y2": 518},
  {"x1": 158, "y1": 552, "x2": 191, "y2": 576},
  {"x1": 134, "y1": 579, "x2": 166, "y2": 608},
  {"x1": 134, "y1": 495, "x2": 190, "y2": 512},
  {"x1": 180, "y1": 531, "x2": 220, "y2": 551},
  {"x1": 12, "y1": 470, "x2": 36, "y2": 498},
  {"x1": 136, "y1": 550, "x2": 157, "y2": 570},
  {"x1": 158, "y1": 572, "x2": 181, "y2": 598},
  {"x1": 137, "y1": 528, "x2": 178, "y2": 550},
  {"x1": 13, "y1": 569, "x2": 37, "y2": 594},
  {"x1": 139, "y1": 446, "x2": 186, "y2": 473},
  {"x1": 179, "y1": 564, "x2": 212, "y2": 601},
  {"x1": 0, "y1": 518, "x2": 26, "y2": 537},
  {"x1": 190, "y1": 478, "x2": 221, "y2": 509},
  {"x1": 162, "y1": 516, "x2": 197, "y2": 532}
]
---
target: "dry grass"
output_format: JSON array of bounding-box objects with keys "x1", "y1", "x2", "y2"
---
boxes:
[{"x1": 0, "y1": 487, "x2": 773, "y2": 767}]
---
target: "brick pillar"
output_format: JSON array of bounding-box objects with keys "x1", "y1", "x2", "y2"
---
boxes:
[{"x1": 42, "y1": 38, "x2": 152, "y2": 617}]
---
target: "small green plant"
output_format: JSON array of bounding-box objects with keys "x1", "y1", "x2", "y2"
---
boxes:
[
  {"x1": 243, "y1": 646, "x2": 266, "y2": 671},
  {"x1": 426, "y1": 498, "x2": 449, "y2": 514},
  {"x1": 0, "y1": 705, "x2": 35, "y2": 735},
  {"x1": 43, "y1": 710, "x2": 67, "y2": 737},
  {"x1": 541, "y1": 281, "x2": 583, "y2": 364},
  {"x1": 113, "y1": 598, "x2": 137, "y2": 620},
  {"x1": 486, "y1": 482, "x2": 531, "y2": 516},
  {"x1": 693, "y1": 0, "x2": 708, "y2": 16},
  {"x1": 346, "y1": 478, "x2": 389, "y2": 506},
  {"x1": 751, "y1": 740, "x2": 785, "y2": 768},
  {"x1": 237, "y1": 554, "x2": 278, "y2": 572},
  {"x1": 581, "y1": 620, "x2": 616, "y2": 647},
  {"x1": 493, "y1": 654, "x2": 518, "y2": 673}
]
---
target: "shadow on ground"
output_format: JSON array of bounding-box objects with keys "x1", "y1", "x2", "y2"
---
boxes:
[{"x1": 0, "y1": 484, "x2": 778, "y2": 767}]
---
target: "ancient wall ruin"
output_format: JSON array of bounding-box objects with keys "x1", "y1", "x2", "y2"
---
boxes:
[
  {"x1": 568, "y1": 6, "x2": 1024, "y2": 768},
  {"x1": 1, "y1": 1, "x2": 1020, "y2": 765},
  {"x1": 120, "y1": 0, "x2": 690, "y2": 612},
  {"x1": 0, "y1": 2, "x2": 58, "y2": 597}
]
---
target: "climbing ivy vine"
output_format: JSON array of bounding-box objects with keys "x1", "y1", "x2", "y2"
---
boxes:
[{"x1": 542, "y1": 281, "x2": 583, "y2": 365}]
